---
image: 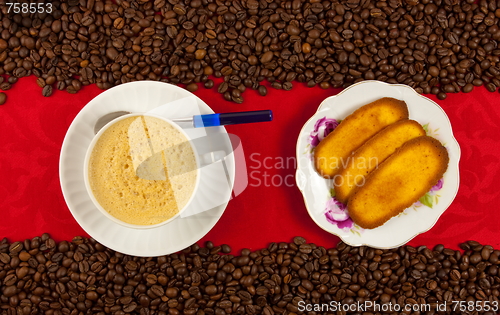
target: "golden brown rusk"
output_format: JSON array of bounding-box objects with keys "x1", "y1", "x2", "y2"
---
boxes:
[
  {"x1": 348, "y1": 136, "x2": 449, "y2": 229},
  {"x1": 314, "y1": 97, "x2": 409, "y2": 178},
  {"x1": 334, "y1": 120, "x2": 426, "y2": 204}
]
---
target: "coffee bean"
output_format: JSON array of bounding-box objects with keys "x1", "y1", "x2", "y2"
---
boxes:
[
  {"x1": 299, "y1": 244, "x2": 312, "y2": 254},
  {"x1": 186, "y1": 83, "x2": 198, "y2": 92},
  {"x1": 42, "y1": 85, "x2": 53, "y2": 97},
  {"x1": 3, "y1": 285, "x2": 17, "y2": 297},
  {"x1": 320, "y1": 82, "x2": 331, "y2": 89},
  {"x1": 271, "y1": 82, "x2": 282, "y2": 90},
  {"x1": 204, "y1": 80, "x2": 214, "y2": 89},
  {"x1": 463, "y1": 83, "x2": 474, "y2": 93},
  {"x1": 293, "y1": 236, "x2": 306, "y2": 245},
  {"x1": 471, "y1": 253, "x2": 483, "y2": 264},
  {"x1": 479, "y1": 278, "x2": 491, "y2": 290},
  {"x1": 8, "y1": 77, "x2": 18, "y2": 84},
  {"x1": 9, "y1": 242, "x2": 23, "y2": 254},
  {"x1": 437, "y1": 92, "x2": 447, "y2": 100},
  {"x1": 258, "y1": 86, "x2": 267, "y2": 96},
  {"x1": 113, "y1": 18, "x2": 125, "y2": 29},
  {"x1": 486, "y1": 82, "x2": 497, "y2": 92},
  {"x1": 232, "y1": 95, "x2": 244, "y2": 104},
  {"x1": 221, "y1": 244, "x2": 231, "y2": 253},
  {"x1": 482, "y1": 246, "x2": 493, "y2": 260},
  {"x1": 0, "y1": 83, "x2": 11, "y2": 91},
  {"x1": 218, "y1": 82, "x2": 228, "y2": 94},
  {"x1": 450, "y1": 269, "x2": 461, "y2": 280},
  {"x1": 36, "y1": 77, "x2": 47, "y2": 88},
  {"x1": 19, "y1": 251, "x2": 31, "y2": 261},
  {"x1": 340, "y1": 273, "x2": 352, "y2": 283},
  {"x1": 425, "y1": 280, "x2": 437, "y2": 290},
  {"x1": 0, "y1": 92, "x2": 6, "y2": 105},
  {"x1": 13, "y1": 68, "x2": 28, "y2": 78},
  {"x1": 260, "y1": 51, "x2": 274, "y2": 64},
  {"x1": 122, "y1": 301, "x2": 137, "y2": 312},
  {"x1": 378, "y1": 48, "x2": 390, "y2": 59},
  {"x1": 3, "y1": 273, "x2": 17, "y2": 286},
  {"x1": 221, "y1": 66, "x2": 233, "y2": 76},
  {"x1": 231, "y1": 89, "x2": 241, "y2": 99},
  {"x1": 223, "y1": 91, "x2": 232, "y2": 102}
]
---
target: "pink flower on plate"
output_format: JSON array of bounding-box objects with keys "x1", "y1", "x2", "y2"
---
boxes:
[
  {"x1": 324, "y1": 197, "x2": 354, "y2": 230},
  {"x1": 430, "y1": 178, "x2": 444, "y2": 192},
  {"x1": 413, "y1": 178, "x2": 444, "y2": 208},
  {"x1": 309, "y1": 117, "x2": 339, "y2": 147}
]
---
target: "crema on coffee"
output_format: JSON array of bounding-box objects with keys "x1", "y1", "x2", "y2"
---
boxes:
[{"x1": 88, "y1": 115, "x2": 198, "y2": 226}]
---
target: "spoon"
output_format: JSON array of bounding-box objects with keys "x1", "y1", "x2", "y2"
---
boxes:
[{"x1": 94, "y1": 110, "x2": 273, "y2": 135}]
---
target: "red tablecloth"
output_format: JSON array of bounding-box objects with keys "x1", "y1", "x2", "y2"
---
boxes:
[{"x1": 1, "y1": 76, "x2": 499, "y2": 253}]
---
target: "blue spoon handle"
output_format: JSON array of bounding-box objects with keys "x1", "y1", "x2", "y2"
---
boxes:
[{"x1": 193, "y1": 110, "x2": 273, "y2": 128}]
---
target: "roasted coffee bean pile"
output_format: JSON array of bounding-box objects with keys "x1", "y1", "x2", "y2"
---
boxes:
[
  {"x1": 1, "y1": 235, "x2": 500, "y2": 315},
  {"x1": 1, "y1": 0, "x2": 500, "y2": 103}
]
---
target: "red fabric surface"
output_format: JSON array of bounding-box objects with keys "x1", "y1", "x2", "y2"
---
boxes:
[{"x1": 1, "y1": 75, "x2": 500, "y2": 253}]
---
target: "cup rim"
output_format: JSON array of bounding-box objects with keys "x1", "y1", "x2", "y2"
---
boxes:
[{"x1": 83, "y1": 113, "x2": 201, "y2": 229}]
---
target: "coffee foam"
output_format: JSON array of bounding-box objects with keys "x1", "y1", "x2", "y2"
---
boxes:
[{"x1": 88, "y1": 116, "x2": 198, "y2": 226}]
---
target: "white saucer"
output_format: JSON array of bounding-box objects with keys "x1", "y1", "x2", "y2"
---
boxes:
[
  {"x1": 59, "y1": 81, "x2": 235, "y2": 256},
  {"x1": 295, "y1": 80, "x2": 460, "y2": 248}
]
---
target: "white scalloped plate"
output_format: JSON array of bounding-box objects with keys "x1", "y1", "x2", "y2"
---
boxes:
[
  {"x1": 295, "y1": 80, "x2": 460, "y2": 248},
  {"x1": 59, "y1": 81, "x2": 235, "y2": 256}
]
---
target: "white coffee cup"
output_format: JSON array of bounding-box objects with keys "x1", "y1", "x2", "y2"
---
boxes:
[{"x1": 84, "y1": 113, "x2": 205, "y2": 229}]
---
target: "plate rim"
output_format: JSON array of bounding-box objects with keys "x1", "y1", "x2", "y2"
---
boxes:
[
  {"x1": 295, "y1": 80, "x2": 461, "y2": 249},
  {"x1": 59, "y1": 81, "x2": 236, "y2": 256}
]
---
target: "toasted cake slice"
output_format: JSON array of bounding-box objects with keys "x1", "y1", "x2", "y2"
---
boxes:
[
  {"x1": 334, "y1": 120, "x2": 426, "y2": 204},
  {"x1": 347, "y1": 136, "x2": 449, "y2": 229},
  {"x1": 314, "y1": 97, "x2": 409, "y2": 178}
]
